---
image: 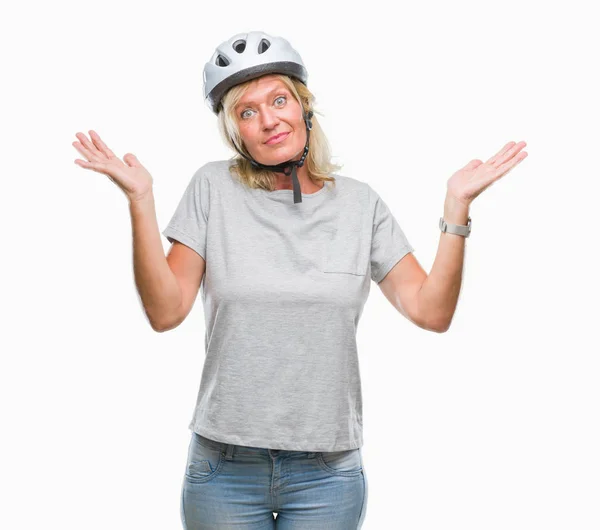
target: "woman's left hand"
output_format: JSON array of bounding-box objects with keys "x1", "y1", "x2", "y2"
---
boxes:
[{"x1": 446, "y1": 141, "x2": 528, "y2": 208}]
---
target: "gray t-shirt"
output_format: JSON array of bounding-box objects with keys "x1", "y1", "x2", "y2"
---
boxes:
[{"x1": 162, "y1": 159, "x2": 414, "y2": 451}]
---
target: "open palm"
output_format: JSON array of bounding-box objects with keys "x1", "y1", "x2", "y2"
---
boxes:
[
  {"x1": 73, "y1": 130, "x2": 153, "y2": 202},
  {"x1": 447, "y1": 141, "x2": 528, "y2": 207}
]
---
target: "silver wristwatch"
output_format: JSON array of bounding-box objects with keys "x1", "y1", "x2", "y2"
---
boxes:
[{"x1": 439, "y1": 216, "x2": 472, "y2": 238}]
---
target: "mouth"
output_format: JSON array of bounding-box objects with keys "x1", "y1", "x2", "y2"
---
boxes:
[{"x1": 265, "y1": 132, "x2": 290, "y2": 145}]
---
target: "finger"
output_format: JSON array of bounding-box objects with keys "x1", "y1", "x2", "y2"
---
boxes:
[
  {"x1": 74, "y1": 158, "x2": 113, "y2": 177},
  {"x1": 89, "y1": 130, "x2": 118, "y2": 159},
  {"x1": 495, "y1": 150, "x2": 528, "y2": 176},
  {"x1": 486, "y1": 141, "x2": 516, "y2": 165},
  {"x1": 72, "y1": 140, "x2": 99, "y2": 162},
  {"x1": 74, "y1": 158, "x2": 102, "y2": 170},
  {"x1": 123, "y1": 152, "x2": 142, "y2": 168},
  {"x1": 492, "y1": 141, "x2": 527, "y2": 168},
  {"x1": 75, "y1": 132, "x2": 105, "y2": 160},
  {"x1": 464, "y1": 159, "x2": 483, "y2": 170}
]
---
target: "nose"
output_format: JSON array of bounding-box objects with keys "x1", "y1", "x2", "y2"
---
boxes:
[{"x1": 260, "y1": 107, "x2": 280, "y2": 129}]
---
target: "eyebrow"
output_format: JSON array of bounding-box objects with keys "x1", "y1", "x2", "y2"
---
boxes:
[{"x1": 236, "y1": 86, "x2": 289, "y2": 110}]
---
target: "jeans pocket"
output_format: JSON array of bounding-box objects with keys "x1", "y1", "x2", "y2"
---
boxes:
[
  {"x1": 317, "y1": 447, "x2": 363, "y2": 476},
  {"x1": 184, "y1": 432, "x2": 225, "y2": 484}
]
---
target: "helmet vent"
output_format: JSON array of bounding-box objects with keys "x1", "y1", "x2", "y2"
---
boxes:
[
  {"x1": 215, "y1": 54, "x2": 230, "y2": 67},
  {"x1": 232, "y1": 40, "x2": 246, "y2": 53},
  {"x1": 258, "y1": 38, "x2": 271, "y2": 54}
]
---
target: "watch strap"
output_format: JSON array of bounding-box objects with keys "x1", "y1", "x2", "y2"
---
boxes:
[{"x1": 439, "y1": 216, "x2": 472, "y2": 237}]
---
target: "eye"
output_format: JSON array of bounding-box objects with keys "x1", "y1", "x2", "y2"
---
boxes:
[{"x1": 240, "y1": 95, "x2": 287, "y2": 119}]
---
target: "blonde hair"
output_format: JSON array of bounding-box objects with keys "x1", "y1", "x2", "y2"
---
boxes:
[{"x1": 217, "y1": 74, "x2": 341, "y2": 192}]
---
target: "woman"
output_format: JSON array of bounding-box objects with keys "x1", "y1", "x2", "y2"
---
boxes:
[{"x1": 73, "y1": 30, "x2": 527, "y2": 530}]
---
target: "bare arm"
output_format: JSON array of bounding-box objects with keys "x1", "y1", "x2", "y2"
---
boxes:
[
  {"x1": 377, "y1": 194, "x2": 469, "y2": 333},
  {"x1": 415, "y1": 193, "x2": 469, "y2": 332},
  {"x1": 129, "y1": 192, "x2": 189, "y2": 331},
  {"x1": 378, "y1": 252, "x2": 430, "y2": 330},
  {"x1": 72, "y1": 130, "x2": 203, "y2": 331}
]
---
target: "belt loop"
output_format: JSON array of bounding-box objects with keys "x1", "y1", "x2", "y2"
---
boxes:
[
  {"x1": 223, "y1": 443, "x2": 235, "y2": 461},
  {"x1": 307, "y1": 452, "x2": 317, "y2": 459}
]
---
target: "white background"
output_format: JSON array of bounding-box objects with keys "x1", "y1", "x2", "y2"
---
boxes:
[{"x1": 2, "y1": 1, "x2": 599, "y2": 528}]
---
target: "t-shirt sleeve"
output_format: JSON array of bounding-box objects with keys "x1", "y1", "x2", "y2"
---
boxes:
[
  {"x1": 161, "y1": 167, "x2": 210, "y2": 261},
  {"x1": 368, "y1": 185, "x2": 415, "y2": 283}
]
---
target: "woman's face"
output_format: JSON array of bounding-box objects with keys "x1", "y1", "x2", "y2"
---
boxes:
[{"x1": 234, "y1": 75, "x2": 306, "y2": 166}]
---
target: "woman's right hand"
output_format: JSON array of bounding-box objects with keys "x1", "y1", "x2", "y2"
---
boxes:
[{"x1": 73, "y1": 130, "x2": 154, "y2": 203}]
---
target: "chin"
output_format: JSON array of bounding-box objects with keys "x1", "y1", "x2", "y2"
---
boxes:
[{"x1": 266, "y1": 149, "x2": 294, "y2": 164}]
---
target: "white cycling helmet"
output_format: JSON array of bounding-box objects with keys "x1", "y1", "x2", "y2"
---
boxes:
[
  {"x1": 202, "y1": 31, "x2": 314, "y2": 204},
  {"x1": 203, "y1": 31, "x2": 308, "y2": 115}
]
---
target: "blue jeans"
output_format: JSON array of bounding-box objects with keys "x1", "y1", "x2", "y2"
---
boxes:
[{"x1": 181, "y1": 431, "x2": 368, "y2": 529}]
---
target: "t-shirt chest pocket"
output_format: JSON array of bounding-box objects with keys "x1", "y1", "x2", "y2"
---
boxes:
[{"x1": 321, "y1": 207, "x2": 368, "y2": 276}]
